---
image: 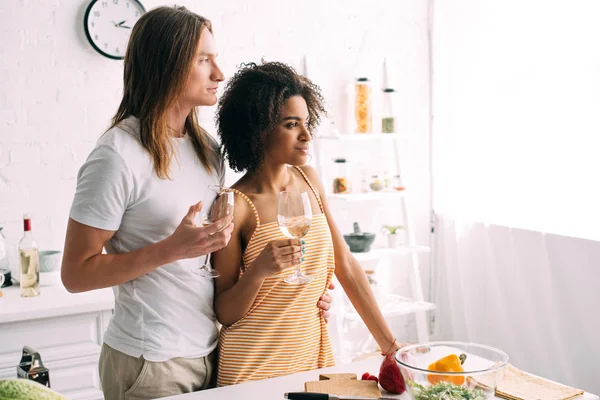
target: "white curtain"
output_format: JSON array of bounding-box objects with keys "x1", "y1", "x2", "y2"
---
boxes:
[
  {"x1": 432, "y1": 218, "x2": 600, "y2": 393},
  {"x1": 431, "y1": 0, "x2": 600, "y2": 394}
]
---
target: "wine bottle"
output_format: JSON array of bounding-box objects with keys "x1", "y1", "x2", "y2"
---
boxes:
[{"x1": 19, "y1": 214, "x2": 40, "y2": 297}]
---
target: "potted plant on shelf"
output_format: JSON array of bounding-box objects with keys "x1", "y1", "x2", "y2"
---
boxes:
[{"x1": 381, "y1": 224, "x2": 404, "y2": 248}]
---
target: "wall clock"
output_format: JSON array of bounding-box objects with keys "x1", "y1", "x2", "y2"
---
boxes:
[{"x1": 84, "y1": 0, "x2": 145, "y2": 60}]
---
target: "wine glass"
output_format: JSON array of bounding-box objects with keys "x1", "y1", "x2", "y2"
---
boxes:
[
  {"x1": 277, "y1": 191, "x2": 313, "y2": 284},
  {"x1": 193, "y1": 185, "x2": 234, "y2": 278}
]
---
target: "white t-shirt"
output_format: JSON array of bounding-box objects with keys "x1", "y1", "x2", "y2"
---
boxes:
[{"x1": 70, "y1": 116, "x2": 225, "y2": 362}]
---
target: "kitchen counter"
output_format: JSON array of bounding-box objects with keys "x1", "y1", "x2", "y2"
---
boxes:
[
  {"x1": 164, "y1": 356, "x2": 599, "y2": 400},
  {"x1": 0, "y1": 283, "x2": 114, "y2": 399},
  {"x1": 0, "y1": 282, "x2": 114, "y2": 323}
]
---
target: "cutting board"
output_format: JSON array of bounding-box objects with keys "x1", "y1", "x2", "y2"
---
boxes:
[
  {"x1": 305, "y1": 378, "x2": 381, "y2": 398},
  {"x1": 497, "y1": 364, "x2": 584, "y2": 400},
  {"x1": 473, "y1": 364, "x2": 584, "y2": 400},
  {"x1": 319, "y1": 373, "x2": 357, "y2": 381}
]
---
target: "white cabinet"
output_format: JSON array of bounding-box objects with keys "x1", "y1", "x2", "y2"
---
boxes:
[{"x1": 0, "y1": 284, "x2": 114, "y2": 400}]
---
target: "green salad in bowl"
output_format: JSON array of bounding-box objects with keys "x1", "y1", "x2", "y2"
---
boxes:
[{"x1": 396, "y1": 342, "x2": 508, "y2": 400}]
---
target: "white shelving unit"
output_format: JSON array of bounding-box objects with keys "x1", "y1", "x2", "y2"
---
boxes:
[
  {"x1": 317, "y1": 133, "x2": 402, "y2": 142},
  {"x1": 328, "y1": 191, "x2": 405, "y2": 202},
  {"x1": 343, "y1": 294, "x2": 436, "y2": 322},
  {"x1": 312, "y1": 131, "x2": 434, "y2": 361},
  {"x1": 351, "y1": 245, "x2": 430, "y2": 262}
]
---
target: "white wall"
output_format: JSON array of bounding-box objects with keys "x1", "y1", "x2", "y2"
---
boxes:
[{"x1": 0, "y1": 0, "x2": 432, "y2": 343}]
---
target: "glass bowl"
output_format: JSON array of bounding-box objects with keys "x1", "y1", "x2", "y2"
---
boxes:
[{"x1": 395, "y1": 342, "x2": 509, "y2": 400}]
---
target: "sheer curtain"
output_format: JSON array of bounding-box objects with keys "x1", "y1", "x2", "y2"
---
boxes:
[{"x1": 431, "y1": 0, "x2": 600, "y2": 394}]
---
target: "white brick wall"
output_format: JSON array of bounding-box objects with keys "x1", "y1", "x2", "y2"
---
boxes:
[{"x1": 1, "y1": 0, "x2": 431, "y2": 341}]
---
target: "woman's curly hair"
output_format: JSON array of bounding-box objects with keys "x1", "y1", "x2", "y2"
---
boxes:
[{"x1": 216, "y1": 61, "x2": 326, "y2": 172}]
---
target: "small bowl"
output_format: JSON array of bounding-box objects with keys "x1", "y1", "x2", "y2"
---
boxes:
[
  {"x1": 343, "y1": 233, "x2": 376, "y2": 252},
  {"x1": 396, "y1": 342, "x2": 508, "y2": 400},
  {"x1": 369, "y1": 181, "x2": 385, "y2": 192},
  {"x1": 39, "y1": 250, "x2": 62, "y2": 273}
]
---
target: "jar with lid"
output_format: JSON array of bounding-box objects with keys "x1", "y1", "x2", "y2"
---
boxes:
[
  {"x1": 333, "y1": 158, "x2": 350, "y2": 194},
  {"x1": 392, "y1": 174, "x2": 405, "y2": 191},
  {"x1": 369, "y1": 174, "x2": 385, "y2": 192},
  {"x1": 382, "y1": 170, "x2": 391, "y2": 189},
  {"x1": 381, "y1": 88, "x2": 396, "y2": 133},
  {"x1": 354, "y1": 78, "x2": 372, "y2": 133},
  {"x1": 381, "y1": 58, "x2": 396, "y2": 133},
  {"x1": 359, "y1": 171, "x2": 369, "y2": 193}
]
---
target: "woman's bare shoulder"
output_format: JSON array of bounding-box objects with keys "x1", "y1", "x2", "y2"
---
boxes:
[
  {"x1": 297, "y1": 165, "x2": 324, "y2": 192},
  {"x1": 229, "y1": 178, "x2": 260, "y2": 238},
  {"x1": 297, "y1": 164, "x2": 319, "y2": 180}
]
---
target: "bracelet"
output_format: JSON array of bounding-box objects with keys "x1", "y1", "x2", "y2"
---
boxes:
[{"x1": 381, "y1": 337, "x2": 397, "y2": 355}]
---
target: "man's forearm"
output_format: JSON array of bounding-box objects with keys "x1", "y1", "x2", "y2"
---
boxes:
[{"x1": 62, "y1": 237, "x2": 178, "y2": 293}]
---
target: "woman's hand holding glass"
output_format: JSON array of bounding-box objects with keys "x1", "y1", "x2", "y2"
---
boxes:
[
  {"x1": 278, "y1": 191, "x2": 313, "y2": 284},
  {"x1": 249, "y1": 239, "x2": 303, "y2": 279}
]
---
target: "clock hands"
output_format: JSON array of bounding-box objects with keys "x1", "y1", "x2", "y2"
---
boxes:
[{"x1": 111, "y1": 20, "x2": 132, "y2": 29}]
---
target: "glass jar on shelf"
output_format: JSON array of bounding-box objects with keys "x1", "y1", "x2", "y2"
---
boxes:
[
  {"x1": 381, "y1": 58, "x2": 396, "y2": 133},
  {"x1": 359, "y1": 171, "x2": 369, "y2": 193},
  {"x1": 381, "y1": 88, "x2": 396, "y2": 134},
  {"x1": 392, "y1": 174, "x2": 405, "y2": 191},
  {"x1": 382, "y1": 170, "x2": 391, "y2": 190},
  {"x1": 354, "y1": 77, "x2": 372, "y2": 134},
  {"x1": 333, "y1": 158, "x2": 351, "y2": 194},
  {"x1": 368, "y1": 174, "x2": 385, "y2": 192}
]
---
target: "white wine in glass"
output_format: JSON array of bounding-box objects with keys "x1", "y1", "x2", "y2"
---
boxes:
[
  {"x1": 279, "y1": 218, "x2": 311, "y2": 239},
  {"x1": 193, "y1": 185, "x2": 234, "y2": 279},
  {"x1": 278, "y1": 191, "x2": 313, "y2": 284}
]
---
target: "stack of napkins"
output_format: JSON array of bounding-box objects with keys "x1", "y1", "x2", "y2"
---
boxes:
[{"x1": 495, "y1": 364, "x2": 584, "y2": 400}]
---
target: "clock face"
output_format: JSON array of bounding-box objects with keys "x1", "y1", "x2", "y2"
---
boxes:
[{"x1": 84, "y1": 0, "x2": 145, "y2": 60}]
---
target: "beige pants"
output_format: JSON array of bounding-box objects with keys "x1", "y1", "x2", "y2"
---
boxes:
[{"x1": 98, "y1": 343, "x2": 216, "y2": 400}]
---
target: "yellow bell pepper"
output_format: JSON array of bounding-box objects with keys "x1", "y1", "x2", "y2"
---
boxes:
[{"x1": 427, "y1": 353, "x2": 467, "y2": 385}]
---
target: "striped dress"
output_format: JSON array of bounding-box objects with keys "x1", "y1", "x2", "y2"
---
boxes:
[{"x1": 216, "y1": 167, "x2": 336, "y2": 386}]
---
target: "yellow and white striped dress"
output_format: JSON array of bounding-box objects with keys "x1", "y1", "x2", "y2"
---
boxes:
[{"x1": 216, "y1": 167, "x2": 336, "y2": 386}]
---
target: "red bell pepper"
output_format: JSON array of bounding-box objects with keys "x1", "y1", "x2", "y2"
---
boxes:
[{"x1": 378, "y1": 353, "x2": 406, "y2": 394}]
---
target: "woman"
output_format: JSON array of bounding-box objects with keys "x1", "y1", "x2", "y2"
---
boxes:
[
  {"x1": 213, "y1": 61, "x2": 405, "y2": 386},
  {"x1": 62, "y1": 7, "x2": 333, "y2": 399}
]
